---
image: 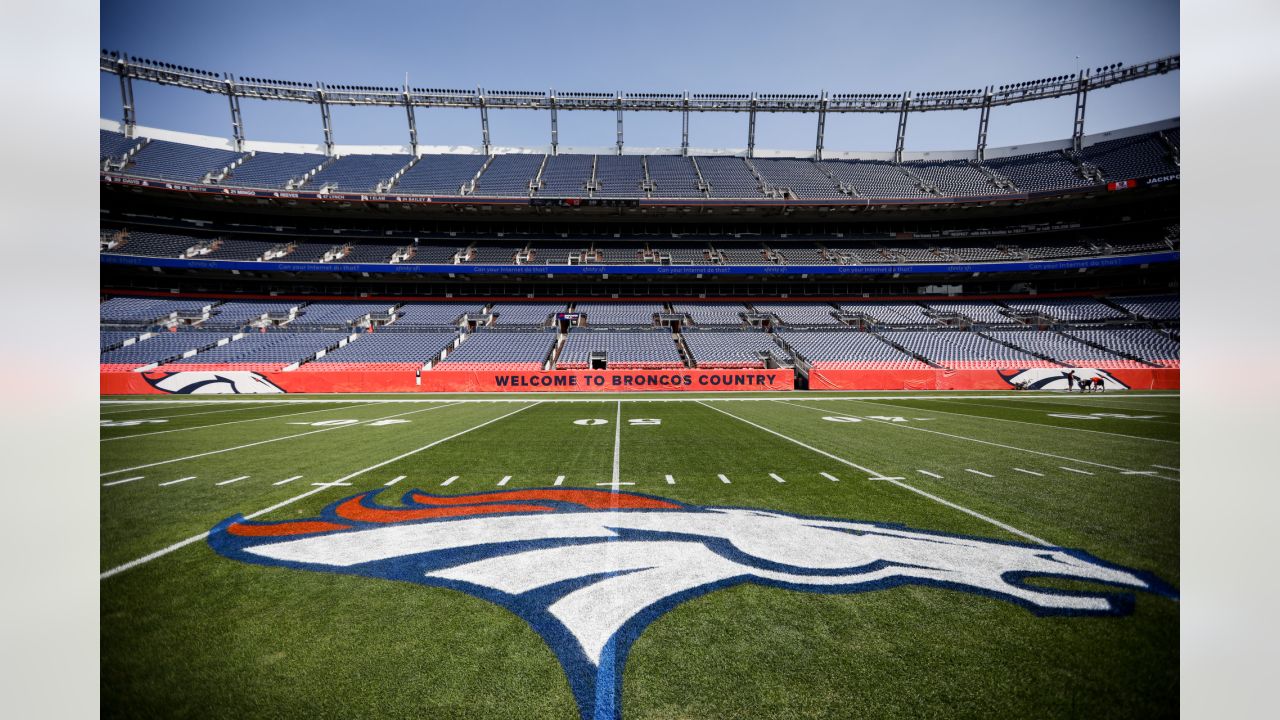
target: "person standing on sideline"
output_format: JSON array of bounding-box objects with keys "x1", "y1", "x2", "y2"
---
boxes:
[{"x1": 1062, "y1": 369, "x2": 1077, "y2": 392}]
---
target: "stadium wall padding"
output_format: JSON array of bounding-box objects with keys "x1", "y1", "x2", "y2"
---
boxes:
[
  {"x1": 101, "y1": 368, "x2": 796, "y2": 394},
  {"x1": 806, "y1": 367, "x2": 1179, "y2": 391}
]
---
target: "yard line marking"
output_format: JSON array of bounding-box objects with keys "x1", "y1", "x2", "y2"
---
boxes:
[
  {"x1": 596, "y1": 481, "x2": 636, "y2": 487},
  {"x1": 820, "y1": 472, "x2": 841, "y2": 482},
  {"x1": 917, "y1": 470, "x2": 942, "y2": 479},
  {"x1": 101, "y1": 402, "x2": 542, "y2": 581},
  {"x1": 273, "y1": 475, "x2": 302, "y2": 486},
  {"x1": 717, "y1": 474, "x2": 732, "y2": 484},
  {"x1": 1014, "y1": 468, "x2": 1045, "y2": 477},
  {"x1": 102, "y1": 476, "x2": 144, "y2": 487},
  {"x1": 100, "y1": 403, "x2": 460, "y2": 477},
  {"x1": 554, "y1": 475, "x2": 566, "y2": 486},
  {"x1": 1121, "y1": 470, "x2": 1160, "y2": 476},
  {"x1": 769, "y1": 473, "x2": 787, "y2": 483},
  {"x1": 1060, "y1": 467, "x2": 1094, "y2": 475},
  {"x1": 696, "y1": 401, "x2": 1051, "y2": 546},
  {"x1": 1153, "y1": 464, "x2": 1180, "y2": 472},
  {"x1": 158, "y1": 476, "x2": 196, "y2": 487},
  {"x1": 949, "y1": 398, "x2": 1180, "y2": 426},
  {"x1": 441, "y1": 476, "x2": 459, "y2": 486},
  {"x1": 497, "y1": 475, "x2": 512, "y2": 486},
  {"x1": 99, "y1": 401, "x2": 279, "y2": 420},
  {"x1": 100, "y1": 402, "x2": 387, "y2": 442},
  {"x1": 216, "y1": 475, "x2": 249, "y2": 486},
  {"x1": 771, "y1": 400, "x2": 1180, "y2": 482},
  {"x1": 844, "y1": 398, "x2": 1179, "y2": 444},
  {"x1": 312, "y1": 481, "x2": 352, "y2": 487},
  {"x1": 611, "y1": 401, "x2": 622, "y2": 487},
  {"x1": 966, "y1": 469, "x2": 994, "y2": 478},
  {"x1": 869, "y1": 476, "x2": 907, "y2": 481},
  {"x1": 664, "y1": 474, "x2": 676, "y2": 485},
  {"x1": 385, "y1": 475, "x2": 407, "y2": 486}
]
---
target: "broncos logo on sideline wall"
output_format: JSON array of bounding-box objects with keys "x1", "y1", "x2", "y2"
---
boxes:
[
  {"x1": 999, "y1": 367, "x2": 1128, "y2": 390},
  {"x1": 209, "y1": 488, "x2": 1177, "y2": 720},
  {"x1": 143, "y1": 371, "x2": 286, "y2": 394}
]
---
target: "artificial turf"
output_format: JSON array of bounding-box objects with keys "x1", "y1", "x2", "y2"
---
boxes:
[{"x1": 101, "y1": 391, "x2": 1179, "y2": 719}]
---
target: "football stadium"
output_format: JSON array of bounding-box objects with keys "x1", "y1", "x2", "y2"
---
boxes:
[{"x1": 98, "y1": 9, "x2": 1181, "y2": 719}]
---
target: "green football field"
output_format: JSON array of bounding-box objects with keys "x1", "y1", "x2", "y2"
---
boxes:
[{"x1": 100, "y1": 391, "x2": 1179, "y2": 719}]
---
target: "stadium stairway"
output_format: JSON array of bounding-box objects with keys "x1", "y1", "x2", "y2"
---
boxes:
[
  {"x1": 1053, "y1": 329, "x2": 1162, "y2": 368},
  {"x1": 976, "y1": 330, "x2": 1070, "y2": 367}
]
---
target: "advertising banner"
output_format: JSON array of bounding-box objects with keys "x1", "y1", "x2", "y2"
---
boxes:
[
  {"x1": 807, "y1": 367, "x2": 1180, "y2": 391},
  {"x1": 101, "y1": 368, "x2": 796, "y2": 394}
]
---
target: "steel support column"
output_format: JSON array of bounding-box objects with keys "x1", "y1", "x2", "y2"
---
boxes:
[
  {"x1": 550, "y1": 94, "x2": 559, "y2": 155},
  {"x1": 405, "y1": 89, "x2": 419, "y2": 155},
  {"x1": 681, "y1": 92, "x2": 690, "y2": 156},
  {"x1": 1071, "y1": 70, "x2": 1089, "y2": 152},
  {"x1": 815, "y1": 91, "x2": 828, "y2": 161},
  {"x1": 226, "y1": 76, "x2": 245, "y2": 151},
  {"x1": 747, "y1": 95, "x2": 758, "y2": 158},
  {"x1": 975, "y1": 86, "x2": 992, "y2": 162},
  {"x1": 478, "y1": 88, "x2": 490, "y2": 155},
  {"x1": 118, "y1": 61, "x2": 136, "y2": 137},
  {"x1": 616, "y1": 93, "x2": 624, "y2": 155},
  {"x1": 318, "y1": 85, "x2": 334, "y2": 156},
  {"x1": 894, "y1": 92, "x2": 910, "y2": 164}
]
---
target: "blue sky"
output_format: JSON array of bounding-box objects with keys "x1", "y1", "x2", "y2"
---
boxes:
[{"x1": 100, "y1": 0, "x2": 1179, "y2": 152}]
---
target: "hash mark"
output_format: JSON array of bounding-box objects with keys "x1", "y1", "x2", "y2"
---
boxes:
[
  {"x1": 665, "y1": 474, "x2": 676, "y2": 485},
  {"x1": 917, "y1": 470, "x2": 942, "y2": 479},
  {"x1": 273, "y1": 475, "x2": 302, "y2": 486},
  {"x1": 966, "y1": 469, "x2": 994, "y2": 478},
  {"x1": 554, "y1": 475, "x2": 566, "y2": 486},
  {"x1": 497, "y1": 475, "x2": 512, "y2": 486},
  {"x1": 717, "y1": 474, "x2": 732, "y2": 484},
  {"x1": 1013, "y1": 468, "x2": 1044, "y2": 477},
  {"x1": 216, "y1": 475, "x2": 249, "y2": 486},
  {"x1": 820, "y1": 472, "x2": 840, "y2": 482},
  {"x1": 1060, "y1": 467, "x2": 1094, "y2": 475},
  {"x1": 102, "y1": 476, "x2": 144, "y2": 487},
  {"x1": 158, "y1": 476, "x2": 196, "y2": 487},
  {"x1": 441, "y1": 475, "x2": 458, "y2": 486},
  {"x1": 769, "y1": 473, "x2": 787, "y2": 483},
  {"x1": 385, "y1": 475, "x2": 406, "y2": 486}
]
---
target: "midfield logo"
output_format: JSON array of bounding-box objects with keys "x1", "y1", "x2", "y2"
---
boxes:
[{"x1": 210, "y1": 488, "x2": 1176, "y2": 720}]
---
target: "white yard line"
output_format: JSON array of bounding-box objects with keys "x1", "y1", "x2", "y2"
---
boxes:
[
  {"x1": 99, "y1": 401, "x2": 278, "y2": 419},
  {"x1": 101, "y1": 402, "x2": 385, "y2": 442},
  {"x1": 385, "y1": 475, "x2": 407, "y2": 487},
  {"x1": 772, "y1": 400, "x2": 1180, "y2": 483},
  {"x1": 917, "y1": 470, "x2": 943, "y2": 479},
  {"x1": 611, "y1": 401, "x2": 622, "y2": 488},
  {"x1": 441, "y1": 476, "x2": 459, "y2": 486},
  {"x1": 1013, "y1": 468, "x2": 1045, "y2": 477},
  {"x1": 101, "y1": 476, "x2": 144, "y2": 488},
  {"x1": 769, "y1": 473, "x2": 787, "y2": 483},
  {"x1": 101, "y1": 392, "x2": 1179, "y2": 406},
  {"x1": 696, "y1": 401, "x2": 1052, "y2": 546},
  {"x1": 1060, "y1": 467, "x2": 1095, "y2": 475},
  {"x1": 100, "y1": 402, "x2": 541, "y2": 581},
  {"x1": 158, "y1": 476, "x2": 196, "y2": 487},
  {"x1": 100, "y1": 403, "x2": 459, "y2": 477},
  {"x1": 820, "y1": 472, "x2": 841, "y2": 482},
  {"x1": 273, "y1": 475, "x2": 302, "y2": 486},
  {"x1": 966, "y1": 469, "x2": 994, "y2": 478},
  {"x1": 849, "y1": 398, "x2": 1178, "y2": 444},
  {"x1": 216, "y1": 475, "x2": 249, "y2": 486}
]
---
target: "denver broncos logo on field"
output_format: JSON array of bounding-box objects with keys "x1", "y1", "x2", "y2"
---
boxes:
[
  {"x1": 143, "y1": 370, "x2": 285, "y2": 394},
  {"x1": 209, "y1": 488, "x2": 1176, "y2": 720}
]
